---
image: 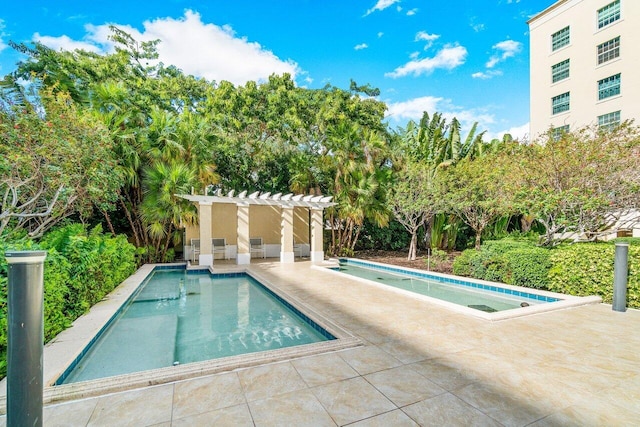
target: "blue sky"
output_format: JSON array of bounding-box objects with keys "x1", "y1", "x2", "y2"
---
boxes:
[{"x1": 0, "y1": 0, "x2": 553, "y2": 140}]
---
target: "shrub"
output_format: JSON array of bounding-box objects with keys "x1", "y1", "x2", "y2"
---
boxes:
[
  {"x1": 612, "y1": 237, "x2": 640, "y2": 246},
  {"x1": 452, "y1": 239, "x2": 552, "y2": 289},
  {"x1": 0, "y1": 224, "x2": 136, "y2": 378},
  {"x1": 507, "y1": 247, "x2": 552, "y2": 289},
  {"x1": 548, "y1": 243, "x2": 640, "y2": 308},
  {"x1": 452, "y1": 249, "x2": 479, "y2": 276},
  {"x1": 355, "y1": 219, "x2": 412, "y2": 251}
]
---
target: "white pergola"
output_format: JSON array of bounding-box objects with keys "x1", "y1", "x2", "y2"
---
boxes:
[{"x1": 177, "y1": 190, "x2": 335, "y2": 266}]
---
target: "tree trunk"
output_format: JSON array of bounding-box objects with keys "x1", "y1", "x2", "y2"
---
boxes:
[
  {"x1": 408, "y1": 232, "x2": 417, "y2": 260},
  {"x1": 102, "y1": 209, "x2": 116, "y2": 236},
  {"x1": 474, "y1": 228, "x2": 482, "y2": 250},
  {"x1": 520, "y1": 215, "x2": 534, "y2": 233}
]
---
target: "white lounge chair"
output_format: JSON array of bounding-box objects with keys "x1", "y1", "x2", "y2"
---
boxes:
[
  {"x1": 191, "y1": 238, "x2": 200, "y2": 263},
  {"x1": 250, "y1": 237, "x2": 266, "y2": 259},
  {"x1": 212, "y1": 238, "x2": 228, "y2": 259}
]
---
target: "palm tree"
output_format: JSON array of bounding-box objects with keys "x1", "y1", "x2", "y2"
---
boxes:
[{"x1": 322, "y1": 122, "x2": 392, "y2": 256}]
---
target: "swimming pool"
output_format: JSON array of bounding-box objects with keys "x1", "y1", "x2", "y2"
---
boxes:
[
  {"x1": 325, "y1": 258, "x2": 600, "y2": 320},
  {"x1": 57, "y1": 268, "x2": 335, "y2": 384}
]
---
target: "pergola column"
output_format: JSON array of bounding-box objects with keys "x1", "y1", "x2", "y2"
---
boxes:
[
  {"x1": 310, "y1": 208, "x2": 324, "y2": 263},
  {"x1": 237, "y1": 203, "x2": 250, "y2": 265},
  {"x1": 199, "y1": 202, "x2": 213, "y2": 267},
  {"x1": 280, "y1": 206, "x2": 295, "y2": 263}
]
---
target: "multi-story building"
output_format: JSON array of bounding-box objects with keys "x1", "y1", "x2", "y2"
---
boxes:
[{"x1": 528, "y1": 0, "x2": 640, "y2": 139}]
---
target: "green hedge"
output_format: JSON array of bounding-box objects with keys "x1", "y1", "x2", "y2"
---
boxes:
[
  {"x1": 452, "y1": 238, "x2": 640, "y2": 309},
  {"x1": 0, "y1": 224, "x2": 136, "y2": 377},
  {"x1": 548, "y1": 243, "x2": 640, "y2": 308},
  {"x1": 452, "y1": 239, "x2": 551, "y2": 289}
]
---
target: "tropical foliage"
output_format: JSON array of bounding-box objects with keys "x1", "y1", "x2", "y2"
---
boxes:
[
  {"x1": 0, "y1": 224, "x2": 136, "y2": 377},
  {"x1": 2, "y1": 27, "x2": 640, "y2": 261}
]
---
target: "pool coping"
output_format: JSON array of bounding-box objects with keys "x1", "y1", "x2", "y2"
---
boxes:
[
  {"x1": 315, "y1": 258, "x2": 602, "y2": 321},
  {"x1": 0, "y1": 261, "x2": 362, "y2": 409}
]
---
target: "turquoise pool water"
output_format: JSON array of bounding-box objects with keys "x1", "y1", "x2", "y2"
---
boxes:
[
  {"x1": 59, "y1": 269, "x2": 332, "y2": 384},
  {"x1": 338, "y1": 259, "x2": 559, "y2": 313}
]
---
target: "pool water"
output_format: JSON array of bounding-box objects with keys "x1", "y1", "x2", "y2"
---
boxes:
[
  {"x1": 337, "y1": 262, "x2": 549, "y2": 313},
  {"x1": 61, "y1": 270, "x2": 331, "y2": 384}
]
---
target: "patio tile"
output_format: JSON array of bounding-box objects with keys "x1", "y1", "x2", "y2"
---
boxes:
[
  {"x1": 291, "y1": 352, "x2": 359, "y2": 387},
  {"x1": 171, "y1": 403, "x2": 254, "y2": 427},
  {"x1": 172, "y1": 372, "x2": 245, "y2": 419},
  {"x1": 43, "y1": 398, "x2": 98, "y2": 426},
  {"x1": 87, "y1": 384, "x2": 173, "y2": 427},
  {"x1": 403, "y1": 392, "x2": 502, "y2": 427},
  {"x1": 375, "y1": 339, "x2": 431, "y2": 364},
  {"x1": 528, "y1": 397, "x2": 640, "y2": 427},
  {"x1": 312, "y1": 377, "x2": 396, "y2": 426},
  {"x1": 338, "y1": 346, "x2": 403, "y2": 376},
  {"x1": 365, "y1": 365, "x2": 446, "y2": 407},
  {"x1": 237, "y1": 361, "x2": 308, "y2": 402},
  {"x1": 453, "y1": 382, "x2": 549, "y2": 426},
  {"x1": 249, "y1": 388, "x2": 336, "y2": 427},
  {"x1": 348, "y1": 409, "x2": 419, "y2": 426},
  {"x1": 409, "y1": 358, "x2": 478, "y2": 391}
]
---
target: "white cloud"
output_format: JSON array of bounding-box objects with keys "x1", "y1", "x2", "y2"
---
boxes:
[
  {"x1": 354, "y1": 43, "x2": 368, "y2": 50},
  {"x1": 486, "y1": 39, "x2": 522, "y2": 68},
  {"x1": 33, "y1": 32, "x2": 104, "y2": 53},
  {"x1": 33, "y1": 10, "x2": 300, "y2": 86},
  {"x1": 386, "y1": 95, "x2": 496, "y2": 136},
  {"x1": 377, "y1": 32, "x2": 384, "y2": 38},
  {"x1": 469, "y1": 17, "x2": 485, "y2": 32},
  {"x1": 365, "y1": 0, "x2": 401, "y2": 16},
  {"x1": 486, "y1": 122, "x2": 529, "y2": 142},
  {"x1": 406, "y1": 8, "x2": 418, "y2": 16},
  {"x1": 385, "y1": 44, "x2": 467, "y2": 78},
  {"x1": 471, "y1": 70, "x2": 503, "y2": 79},
  {"x1": 415, "y1": 31, "x2": 440, "y2": 50},
  {"x1": 0, "y1": 20, "x2": 7, "y2": 53},
  {"x1": 386, "y1": 96, "x2": 443, "y2": 120}
]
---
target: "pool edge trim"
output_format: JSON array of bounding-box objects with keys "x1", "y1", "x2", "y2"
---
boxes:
[
  {"x1": 319, "y1": 258, "x2": 602, "y2": 321},
  {"x1": 0, "y1": 262, "x2": 362, "y2": 409}
]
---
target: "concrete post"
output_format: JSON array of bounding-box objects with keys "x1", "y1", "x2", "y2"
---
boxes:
[
  {"x1": 613, "y1": 242, "x2": 629, "y2": 312},
  {"x1": 6, "y1": 250, "x2": 47, "y2": 427},
  {"x1": 198, "y1": 202, "x2": 213, "y2": 266},
  {"x1": 280, "y1": 206, "x2": 295, "y2": 263},
  {"x1": 237, "y1": 203, "x2": 250, "y2": 265},
  {"x1": 310, "y1": 208, "x2": 324, "y2": 263}
]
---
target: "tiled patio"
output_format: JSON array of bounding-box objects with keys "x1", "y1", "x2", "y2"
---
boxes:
[{"x1": 2, "y1": 260, "x2": 640, "y2": 426}]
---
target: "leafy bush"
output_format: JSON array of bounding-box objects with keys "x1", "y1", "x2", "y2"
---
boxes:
[
  {"x1": 452, "y1": 239, "x2": 551, "y2": 289},
  {"x1": 507, "y1": 247, "x2": 552, "y2": 289},
  {"x1": 0, "y1": 224, "x2": 136, "y2": 377},
  {"x1": 548, "y1": 244, "x2": 640, "y2": 308},
  {"x1": 452, "y1": 249, "x2": 481, "y2": 276},
  {"x1": 355, "y1": 219, "x2": 412, "y2": 251},
  {"x1": 612, "y1": 237, "x2": 640, "y2": 246}
]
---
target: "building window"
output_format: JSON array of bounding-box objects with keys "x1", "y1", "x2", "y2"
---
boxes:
[
  {"x1": 598, "y1": 110, "x2": 621, "y2": 130},
  {"x1": 598, "y1": 73, "x2": 621, "y2": 100},
  {"x1": 598, "y1": 0, "x2": 621, "y2": 29},
  {"x1": 552, "y1": 26, "x2": 570, "y2": 51},
  {"x1": 552, "y1": 125, "x2": 570, "y2": 140},
  {"x1": 597, "y1": 37, "x2": 620, "y2": 64},
  {"x1": 552, "y1": 92, "x2": 570, "y2": 115},
  {"x1": 551, "y1": 59, "x2": 570, "y2": 83}
]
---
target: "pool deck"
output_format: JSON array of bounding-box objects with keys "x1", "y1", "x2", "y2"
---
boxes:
[{"x1": 2, "y1": 259, "x2": 640, "y2": 426}]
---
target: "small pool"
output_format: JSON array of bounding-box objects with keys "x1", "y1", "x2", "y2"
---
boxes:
[
  {"x1": 57, "y1": 269, "x2": 334, "y2": 384},
  {"x1": 328, "y1": 259, "x2": 599, "y2": 320}
]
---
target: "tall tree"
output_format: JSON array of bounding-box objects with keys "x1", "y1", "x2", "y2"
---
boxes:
[
  {"x1": 0, "y1": 88, "x2": 120, "y2": 238},
  {"x1": 389, "y1": 162, "x2": 438, "y2": 260},
  {"x1": 437, "y1": 150, "x2": 513, "y2": 250}
]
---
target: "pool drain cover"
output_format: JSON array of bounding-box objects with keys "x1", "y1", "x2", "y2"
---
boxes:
[{"x1": 468, "y1": 304, "x2": 497, "y2": 313}]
